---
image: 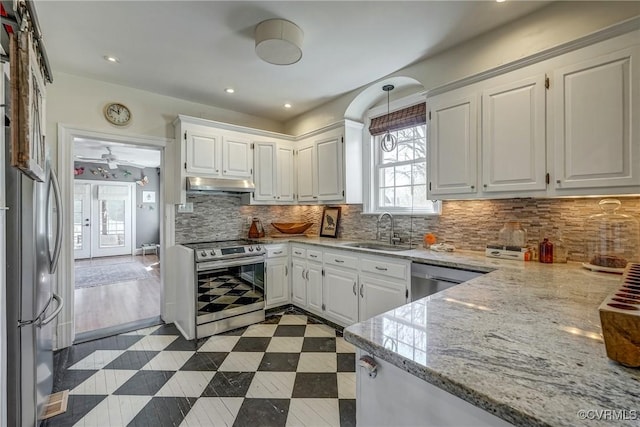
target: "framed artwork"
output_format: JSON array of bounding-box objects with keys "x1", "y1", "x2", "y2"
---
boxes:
[
  {"x1": 142, "y1": 191, "x2": 156, "y2": 203},
  {"x1": 10, "y1": 31, "x2": 47, "y2": 182},
  {"x1": 320, "y1": 206, "x2": 341, "y2": 238}
]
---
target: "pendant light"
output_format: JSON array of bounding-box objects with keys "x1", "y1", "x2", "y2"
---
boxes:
[{"x1": 380, "y1": 84, "x2": 397, "y2": 152}]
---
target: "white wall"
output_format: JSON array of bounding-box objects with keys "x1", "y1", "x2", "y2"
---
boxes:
[
  {"x1": 284, "y1": 1, "x2": 640, "y2": 135},
  {"x1": 45, "y1": 72, "x2": 285, "y2": 164}
]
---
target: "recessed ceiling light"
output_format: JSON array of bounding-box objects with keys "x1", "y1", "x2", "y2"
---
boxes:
[
  {"x1": 104, "y1": 55, "x2": 120, "y2": 63},
  {"x1": 224, "y1": 88, "x2": 235, "y2": 94},
  {"x1": 496, "y1": 0, "x2": 506, "y2": 3},
  {"x1": 284, "y1": 103, "x2": 292, "y2": 109}
]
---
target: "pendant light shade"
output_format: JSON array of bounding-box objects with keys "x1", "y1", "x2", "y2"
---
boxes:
[
  {"x1": 255, "y1": 19, "x2": 304, "y2": 65},
  {"x1": 380, "y1": 84, "x2": 397, "y2": 152}
]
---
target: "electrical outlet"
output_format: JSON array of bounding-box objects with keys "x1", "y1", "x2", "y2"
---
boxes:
[{"x1": 177, "y1": 202, "x2": 194, "y2": 213}]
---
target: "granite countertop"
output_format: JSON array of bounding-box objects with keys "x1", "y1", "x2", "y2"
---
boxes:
[{"x1": 259, "y1": 237, "x2": 640, "y2": 426}]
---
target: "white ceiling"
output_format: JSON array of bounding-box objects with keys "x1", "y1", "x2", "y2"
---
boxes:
[
  {"x1": 36, "y1": 1, "x2": 550, "y2": 123},
  {"x1": 74, "y1": 138, "x2": 162, "y2": 168}
]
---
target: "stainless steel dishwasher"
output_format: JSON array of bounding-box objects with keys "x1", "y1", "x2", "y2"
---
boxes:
[{"x1": 411, "y1": 263, "x2": 485, "y2": 301}]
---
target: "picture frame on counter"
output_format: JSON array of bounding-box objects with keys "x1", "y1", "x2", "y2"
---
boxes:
[{"x1": 320, "y1": 206, "x2": 341, "y2": 238}]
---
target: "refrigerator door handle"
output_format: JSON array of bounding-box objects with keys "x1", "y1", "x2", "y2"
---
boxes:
[
  {"x1": 38, "y1": 293, "x2": 64, "y2": 326},
  {"x1": 47, "y1": 167, "x2": 64, "y2": 274}
]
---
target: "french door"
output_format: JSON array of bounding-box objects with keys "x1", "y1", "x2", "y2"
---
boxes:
[{"x1": 74, "y1": 181, "x2": 134, "y2": 259}]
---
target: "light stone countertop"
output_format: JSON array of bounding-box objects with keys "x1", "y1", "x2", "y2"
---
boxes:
[{"x1": 257, "y1": 236, "x2": 640, "y2": 427}]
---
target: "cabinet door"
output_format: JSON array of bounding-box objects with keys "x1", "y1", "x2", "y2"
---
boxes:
[
  {"x1": 266, "y1": 257, "x2": 289, "y2": 308},
  {"x1": 223, "y1": 136, "x2": 253, "y2": 178},
  {"x1": 428, "y1": 93, "x2": 478, "y2": 196},
  {"x1": 277, "y1": 144, "x2": 295, "y2": 202},
  {"x1": 553, "y1": 46, "x2": 640, "y2": 190},
  {"x1": 296, "y1": 145, "x2": 315, "y2": 201},
  {"x1": 323, "y1": 267, "x2": 358, "y2": 326},
  {"x1": 185, "y1": 129, "x2": 220, "y2": 176},
  {"x1": 482, "y1": 75, "x2": 546, "y2": 192},
  {"x1": 316, "y1": 136, "x2": 343, "y2": 201},
  {"x1": 306, "y1": 262, "x2": 323, "y2": 314},
  {"x1": 358, "y1": 275, "x2": 407, "y2": 321},
  {"x1": 291, "y1": 259, "x2": 307, "y2": 307},
  {"x1": 254, "y1": 142, "x2": 277, "y2": 201}
]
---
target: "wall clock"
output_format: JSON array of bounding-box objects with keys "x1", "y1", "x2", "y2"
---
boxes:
[{"x1": 104, "y1": 102, "x2": 131, "y2": 126}]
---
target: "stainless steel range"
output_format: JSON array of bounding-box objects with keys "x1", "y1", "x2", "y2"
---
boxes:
[{"x1": 174, "y1": 240, "x2": 266, "y2": 339}]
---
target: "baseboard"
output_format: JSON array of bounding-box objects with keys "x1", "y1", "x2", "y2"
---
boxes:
[{"x1": 74, "y1": 316, "x2": 162, "y2": 344}]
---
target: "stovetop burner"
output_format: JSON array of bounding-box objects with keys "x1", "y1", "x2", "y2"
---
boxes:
[{"x1": 183, "y1": 239, "x2": 265, "y2": 262}]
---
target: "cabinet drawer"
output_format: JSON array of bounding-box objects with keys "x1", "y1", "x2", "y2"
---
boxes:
[
  {"x1": 324, "y1": 251, "x2": 358, "y2": 270},
  {"x1": 361, "y1": 257, "x2": 408, "y2": 280},
  {"x1": 307, "y1": 249, "x2": 323, "y2": 262},
  {"x1": 291, "y1": 246, "x2": 307, "y2": 258},
  {"x1": 266, "y1": 245, "x2": 288, "y2": 258}
]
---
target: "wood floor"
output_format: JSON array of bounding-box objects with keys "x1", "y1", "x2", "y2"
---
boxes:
[{"x1": 74, "y1": 254, "x2": 161, "y2": 335}]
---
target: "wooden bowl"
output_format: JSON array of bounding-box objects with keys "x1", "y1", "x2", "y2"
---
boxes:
[{"x1": 271, "y1": 222, "x2": 313, "y2": 234}]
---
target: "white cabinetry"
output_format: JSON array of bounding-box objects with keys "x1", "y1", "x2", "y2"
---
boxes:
[
  {"x1": 185, "y1": 129, "x2": 221, "y2": 176},
  {"x1": 482, "y1": 75, "x2": 546, "y2": 193},
  {"x1": 552, "y1": 45, "x2": 640, "y2": 192},
  {"x1": 429, "y1": 91, "x2": 478, "y2": 196},
  {"x1": 222, "y1": 136, "x2": 252, "y2": 178},
  {"x1": 358, "y1": 254, "x2": 409, "y2": 321},
  {"x1": 427, "y1": 29, "x2": 640, "y2": 200},
  {"x1": 291, "y1": 258, "x2": 307, "y2": 307},
  {"x1": 323, "y1": 266, "x2": 359, "y2": 326},
  {"x1": 291, "y1": 245, "x2": 323, "y2": 316},
  {"x1": 265, "y1": 244, "x2": 289, "y2": 309},
  {"x1": 295, "y1": 120, "x2": 363, "y2": 204},
  {"x1": 252, "y1": 140, "x2": 295, "y2": 203}
]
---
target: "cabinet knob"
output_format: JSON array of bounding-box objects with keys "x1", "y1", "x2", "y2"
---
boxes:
[
  {"x1": 313, "y1": 196, "x2": 318, "y2": 199},
  {"x1": 483, "y1": 184, "x2": 487, "y2": 188},
  {"x1": 556, "y1": 180, "x2": 561, "y2": 184},
  {"x1": 223, "y1": 170, "x2": 227, "y2": 173},
  {"x1": 470, "y1": 185, "x2": 475, "y2": 190},
  {"x1": 274, "y1": 196, "x2": 277, "y2": 199},
  {"x1": 216, "y1": 169, "x2": 219, "y2": 173}
]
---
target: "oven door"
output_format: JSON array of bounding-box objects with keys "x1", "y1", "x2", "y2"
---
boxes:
[{"x1": 196, "y1": 257, "x2": 266, "y2": 325}]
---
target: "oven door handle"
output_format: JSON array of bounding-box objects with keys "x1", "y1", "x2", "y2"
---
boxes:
[{"x1": 197, "y1": 257, "x2": 265, "y2": 272}]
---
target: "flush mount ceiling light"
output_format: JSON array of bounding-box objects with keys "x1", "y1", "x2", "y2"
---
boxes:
[
  {"x1": 103, "y1": 55, "x2": 120, "y2": 63},
  {"x1": 255, "y1": 19, "x2": 303, "y2": 65},
  {"x1": 380, "y1": 84, "x2": 397, "y2": 153},
  {"x1": 224, "y1": 88, "x2": 235, "y2": 94}
]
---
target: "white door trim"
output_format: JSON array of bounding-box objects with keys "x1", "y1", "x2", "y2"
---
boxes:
[
  {"x1": 56, "y1": 124, "x2": 171, "y2": 349},
  {"x1": 73, "y1": 182, "x2": 91, "y2": 259}
]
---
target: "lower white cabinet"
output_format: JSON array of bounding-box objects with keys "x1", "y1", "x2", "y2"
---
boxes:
[
  {"x1": 291, "y1": 258, "x2": 307, "y2": 307},
  {"x1": 265, "y1": 257, "x2": 289, "y2": 308},
  {"x1": 306, "y1": 262, "x2": 323, "y2": 314},
  {"x1": 323, "y1": 266, "x2": 359, "y2": 326},
  {"x1": 358, "y1": 275, "x2": 407, "y2": 321}
]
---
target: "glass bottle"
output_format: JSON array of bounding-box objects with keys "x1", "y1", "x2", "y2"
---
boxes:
[
  {"x1": 539, "y1": 238, "x2": 553, "y2": 263},
  {"x1": 553, "y1": 237, "x2": 568, "y2": 263},
  {"x1": 498, "y1": 221, "x2": 527, "y2": 247},
  {"x1": 585, "y1": 199, "x2": 640, "y2": 269}
]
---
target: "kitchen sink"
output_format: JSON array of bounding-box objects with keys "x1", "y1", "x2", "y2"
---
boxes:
[{"x1": 341, "y1": 242, "x2": 416, "y2": 252}]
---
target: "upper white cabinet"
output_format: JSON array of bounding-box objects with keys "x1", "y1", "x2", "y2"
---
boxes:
[
  {"x1": 295, "y1": 120, "x2": 363, "y2": 204},
  {"x1": 552, "y1": 45, "x2": 640, "y2": 192},
  {"x1": 482, "y1": 75, "x2": 547, "y2": 193},
  {"x1": 185, "y1": 129, "x2": 221, "y2": 176},
  {"x1": 429, "y1": 91, "x2": 478, "y2": 196},
  {"x1": 253, "y1": 140, "x2": 295, "y2": 202},
  {"x1": 427, "y1": 29, "x2": 640, "y2": 200},
  {"x1": 222, "y1": 136, "x2": 252, "y2": 178}
]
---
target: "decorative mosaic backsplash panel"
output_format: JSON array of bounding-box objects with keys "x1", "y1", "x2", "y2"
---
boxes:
[{"x1": 174, "y1": 195, "x2": 640, "y2": 262}]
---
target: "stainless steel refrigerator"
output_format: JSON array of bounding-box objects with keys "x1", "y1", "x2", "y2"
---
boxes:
[{"x1": 4, "y1": 84, "x2": 64, "y2": 425}]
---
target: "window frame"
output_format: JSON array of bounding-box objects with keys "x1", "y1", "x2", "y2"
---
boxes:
[{"x1": 363, "y1": 93, "x2": 441, "y2": 216}]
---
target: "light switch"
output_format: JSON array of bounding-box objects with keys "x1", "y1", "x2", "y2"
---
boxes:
[{"x1": 177, "y1": 202, "x2": 194, "y2": 213}]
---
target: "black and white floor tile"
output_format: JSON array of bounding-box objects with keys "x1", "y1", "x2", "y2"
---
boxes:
[{"x1": 44, "y1": 311, "x2": 356, "y2": 427}]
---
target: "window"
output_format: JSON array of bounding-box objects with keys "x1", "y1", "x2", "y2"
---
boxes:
[{"x1": 372, "y1": 124, "x2": 440, "y2": 214}]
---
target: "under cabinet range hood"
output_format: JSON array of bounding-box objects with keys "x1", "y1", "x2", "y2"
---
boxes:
[{"x1": 186, "y1": 176, "x2": 255, "y2": 194}]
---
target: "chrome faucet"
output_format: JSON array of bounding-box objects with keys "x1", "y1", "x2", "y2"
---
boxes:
[{"x1": 376, "y1": 212, "x2": 401, "y2": 245}]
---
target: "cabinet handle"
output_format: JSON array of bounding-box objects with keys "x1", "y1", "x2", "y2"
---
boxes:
[
  {"x1": 359, "y1": 283, "x2": 364, "y2": 297},
  {"x1": 294, "y1": 251, "x2": 302, "y2": 255},
  {"x1": 313, "y1": 196, "x2": 318, "y2": 199},
  {"x1": 470, "y1": 185, "x2": 475, "y2": 190},
  {"x1": 302, "y1": 268, "x2": 306, "y2": 279},
  {"x1": 309, "y1": 254, "x2": 318, "y2": 258},
  {"x1": 335, "y1": 259, "x2": 344, "y2": 263},
  {"x1": 285, "y1": 265, "x2": 288, "y2": 276},
  {"x1": 274, "y1": 251, "x2": 283, "y2": 255},
  {"x1": 352, "y1": 282, "x2": 356, "y2": 295},
  {"x1": 375, "y1": 266, "x2": 388, "y2": 271}
]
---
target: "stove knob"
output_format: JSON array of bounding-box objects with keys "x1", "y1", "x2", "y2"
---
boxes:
[
  {"x1": 200, "y1": 250, "x2": 207, "y2": 257},
  {"x1": 248, "y1": 247, "x2": 254, "y2": 252},
  {"x1": 210, "y1": 250, "x2": 216, "y2": 255},
  {"x1": 256, "y1": 245, "x2": 261, "y2": 251}
]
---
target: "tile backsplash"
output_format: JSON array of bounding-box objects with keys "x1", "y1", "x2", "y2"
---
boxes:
[{"x1": 175, "y1": 195, "x2": 640, "y2": 262}]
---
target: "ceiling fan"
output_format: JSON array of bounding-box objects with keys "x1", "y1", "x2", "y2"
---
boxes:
[{"x1": 75, "y1": 147, "x2": 146, "y2": 169}]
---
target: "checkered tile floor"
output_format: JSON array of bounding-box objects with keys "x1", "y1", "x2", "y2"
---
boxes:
[
  {"x1": 44, "y1": 310, "x2": 356, "y2": 427},
  {"x1": 198, "y1": 274, "x2": 264, "y2": 314}
]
